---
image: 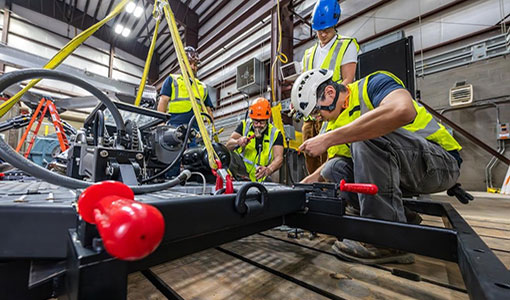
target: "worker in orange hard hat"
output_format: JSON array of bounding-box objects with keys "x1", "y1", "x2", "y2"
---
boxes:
[{"x1": 226, "y1": 98, "x2": 284, "y2": 182}]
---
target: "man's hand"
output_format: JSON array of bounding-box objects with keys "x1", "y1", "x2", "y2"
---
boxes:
[
  {"x1": 255, "y1": 166, "x2": 272, "y2": 180},
  {"x1": 299, "y1": 134, "x2": 329, "y2": 157},
  {"x1": 237, "y1": 136, "x2": 249, "y2": 148}
]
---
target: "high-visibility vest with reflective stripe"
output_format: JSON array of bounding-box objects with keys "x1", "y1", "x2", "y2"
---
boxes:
[
  {"x1": 301, "y1": 34, "x2": 359, "y2": 122},
  {"x1": 327, "y1": 71, "x2": 462, "y2": 158},
  {"x1": 168, "y1": 74, "x2": 208, "y2": 114},
  {"x1": 302, "y1": 34, "x2": 360, "y2": 82},
  {"x1": 235, "y1": 120, "x2": 280, "y2": 182}
]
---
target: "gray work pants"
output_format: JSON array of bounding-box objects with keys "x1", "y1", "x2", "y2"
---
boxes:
[{"x1": 320, "y1": 129, "x2": 460, "y2": 222}]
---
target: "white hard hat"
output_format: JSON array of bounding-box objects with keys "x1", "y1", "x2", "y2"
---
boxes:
[{"x1": 291, "y1": 69, "x2": 333, "y2": 117}]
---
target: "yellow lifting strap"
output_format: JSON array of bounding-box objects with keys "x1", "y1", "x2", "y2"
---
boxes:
[
  {"x1": 134, "y1": 9, "x2": 161, "y2": 107},
  {"x1": 271, "y1": 103, "x2": 288, "y2": 148},
  {"x1": 161, "y1": 1, "x2": 219, "y2": 169},
  {"x1": 0, "y1": 0, "x2": 131, "y2": 118},
  {"x1": 137, "y1": 0, "x2": 219, "y2": 143}
]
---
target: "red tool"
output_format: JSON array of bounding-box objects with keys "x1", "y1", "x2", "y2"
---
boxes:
[
  {"x1": 340, "y1": 179, "x2": 378, "y2": 195},
  {"x1": 233, "y1": 134, "x2": 256, "y2": 151},
  {"x1": 78, "y1": 181, "x2": 165, "y2": 261},
  {"x1": 15, "y1": 98, "x2": 69, "y2": 158},
  {"x1": 211, "y1": 159, "x2": 234, "y2": 194}
]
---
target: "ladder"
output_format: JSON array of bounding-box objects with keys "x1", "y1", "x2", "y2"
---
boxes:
[{"x1": 15, "y1": 98, "x2": 69, "y2": 158}]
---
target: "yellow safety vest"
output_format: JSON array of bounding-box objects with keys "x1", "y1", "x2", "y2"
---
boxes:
[
  {"x1": 302, "y1": 34, "x2": 360, "y2": 82},
  {"x1": 168, "y1": 74, "x2": 208, "y2": 114},
  {"x1": 235, "y1": 120, "x2": 281, "y2": 182},
  {"x1": 327, "y1": 71, "x2": 462, "y2": 158}
]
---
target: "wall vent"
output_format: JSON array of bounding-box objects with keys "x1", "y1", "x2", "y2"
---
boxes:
[{"x1": 449, "y1": 82, "x2": 473, "y2": 107}]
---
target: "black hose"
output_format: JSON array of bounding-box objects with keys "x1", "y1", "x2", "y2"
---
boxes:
[
  {"x1": 0, "y1": 69, "x2": 126, "y2": 133},
  {"x1": 141, "y1": 112, "x2": 213, "y2": 183},
  {"x1": 0, "y1": 69, "x2": 190, "y2": 194}
]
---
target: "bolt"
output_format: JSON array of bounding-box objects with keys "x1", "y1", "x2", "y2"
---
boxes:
[
  {"x1": 136, "y1": 153, "x2": 144, "y2": 160},
  {"x1": 100, "y1": 150, "x2": 109, "y2": 158}
]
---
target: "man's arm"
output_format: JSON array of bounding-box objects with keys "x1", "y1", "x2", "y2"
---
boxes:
[
  {"x1": 300, "y1": 89, "x2": 417, "y2": 157},
  {"x1": 256, "y1": 145, "x2": 284, "y2": 180},
  {"x1": 226, "y1": 132, "x2": 247, "y2": 151},
  {"x1": 206, "y1": 106, "x2": 214, "y2": 122},
  {"x1": 157, "y1": 95, "x2": 170, "y2": 113},
  {"x1": 300, "y1": 161, "x2": 325, "y2": 183},
  {"x1": 340, "y1": 62, "x2": 356, "y2": 85}
]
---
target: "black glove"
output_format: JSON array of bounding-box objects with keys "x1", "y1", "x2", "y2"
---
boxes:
[{"x1": 447, "y1": 183, "x2": 474, "y2": 204}]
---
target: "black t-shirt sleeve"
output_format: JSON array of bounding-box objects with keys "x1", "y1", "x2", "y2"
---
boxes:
[
  {"x1": 273, "y1": 132, "x2": 283, "y2": 146},
  {"x1": 234, "y1": 122, "x2": 244, "y2": 135}
]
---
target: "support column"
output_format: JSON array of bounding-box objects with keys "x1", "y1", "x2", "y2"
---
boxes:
[{"x1": 270, "y1": 0, "x2": 294, "y2": 103}]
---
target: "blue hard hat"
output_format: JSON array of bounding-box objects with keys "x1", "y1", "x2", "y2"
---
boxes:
[{"x1": 311, "y1": 0, "x2": 341, "y2": 31}]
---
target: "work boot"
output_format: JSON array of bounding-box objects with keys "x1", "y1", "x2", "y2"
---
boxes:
[
  {"x1": 404, "y1": 207, "x2": 423, "y2": 225},
  {"x1": 332, "y1": 239, "x2": 415, "y2": 264}
]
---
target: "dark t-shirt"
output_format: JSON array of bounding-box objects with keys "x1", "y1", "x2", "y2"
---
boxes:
[
  {"x1": 366, "y1": 73, "x2": 462, "y2": 166},
  {"x1": 234, "y1": 122, "x2": 283, "y2": 154},
  {"x1": 161, "y1": 75, "x2": 213, "y2": 127},
  {"x1": 366, "y1": 73, "x2": 404, "y2": 108}
]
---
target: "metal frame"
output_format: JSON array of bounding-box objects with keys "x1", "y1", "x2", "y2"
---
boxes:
[{"x1": 0, "y1": 182, "x2": 509, "y2": 299}]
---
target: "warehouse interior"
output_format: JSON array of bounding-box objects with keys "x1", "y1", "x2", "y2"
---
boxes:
[{"x1": 0, "y1": 0, "x2": 509, "y2": 299}]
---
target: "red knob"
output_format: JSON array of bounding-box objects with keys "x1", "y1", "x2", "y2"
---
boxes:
[
  {"x1": 78, "y1": 181, "x2": 165, "y2": 261},
  {"x1": 340, "y1": 179, "x2": 378, "y2": 195}
]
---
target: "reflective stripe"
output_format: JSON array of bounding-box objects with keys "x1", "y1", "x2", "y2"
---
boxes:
[
  {"x1": 243, "y1": 120, "x2": 252, "y2": 136},
  {"x1": 267, "y1": 126, "x2": 277, "y2": 161},
  {"x1": 358, "y1": 78, "x2": 369, "y2": 115},
  {"x1": 172, "y1": 75, "x2": 179, "y2": 99},
  {"x1": 414, "y1": 117, "x2": 441, "y2": 138},
  {"x1": 243, "y1": 158, "x2": 255, "y2": 166},
  {"x1": 328, "y1": 39, "x2": 343, "y2": 70},
  {"x1": 319, "y1": 121, "x2": 328, "y2": 134}
]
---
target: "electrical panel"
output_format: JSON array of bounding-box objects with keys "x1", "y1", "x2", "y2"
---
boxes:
[
  {"x1": 236, "y1": 58, "x2": 266, "y2": 95},
  {"x1": 449, "y1": 81, "x2": 473, "y2": 107},
  {"x1": 280, "y1": 61, "x2": 302, "y2": 81},
  {"x1": 497, "y1": 123, "x2": 510, "y2": 140}
]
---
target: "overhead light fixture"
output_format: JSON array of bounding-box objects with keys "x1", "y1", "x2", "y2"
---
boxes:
[
  {"x1": 126, "y1": 1, "x2": 136, "y2": 14},
  {"x1": 115, "y1": 24, "x2": 124, "y2": 34},
  {"x1": 122, "y1": 28, "x2": 131, "y2": 37},
  {"x1": 133, "y1": 6, "x2": 144, "y2": 18}
]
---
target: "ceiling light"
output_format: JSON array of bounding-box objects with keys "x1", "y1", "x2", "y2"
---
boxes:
[
  {"x1": 115, "y1": 24, "x2": 124, "y2": 34},
  {"x1": 126, "y1": 2, "x2": 136, "y2": 14},
  {"x1": 122, "y1": 28, "x2": 131, "y2": 37},
  {"x1": 133, "y1": 6, "x2": 144, "y2": 18}
]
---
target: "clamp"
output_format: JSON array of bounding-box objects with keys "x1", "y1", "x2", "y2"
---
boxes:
[{"x1": 211, "y1": 159, "x2": 234, "y2": 194}]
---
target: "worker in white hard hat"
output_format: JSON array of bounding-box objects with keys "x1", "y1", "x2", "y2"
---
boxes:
[
  {"x1": 300, "y1": 0, "x2": 359, "y2": 177},
  {"x1": 291, "y1": 69, "x2": 462, "y2": 264}
]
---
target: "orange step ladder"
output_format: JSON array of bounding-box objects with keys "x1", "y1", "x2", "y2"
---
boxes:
[{"x1": 16, "y1": 98, "x2": 69, "y2": 158}]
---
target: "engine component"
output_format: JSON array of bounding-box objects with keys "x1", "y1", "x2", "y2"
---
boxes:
[{"x1": 182, "y1": 143, "x2": 231, "y2": 183}]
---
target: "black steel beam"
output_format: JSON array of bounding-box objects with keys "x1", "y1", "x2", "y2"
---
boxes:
[
  {"x1": 199, "y1": 0, "x2": 291, "y2": 59},
  {"x1": 10, "y1": 0, "x2": 157, "y2": 65}
]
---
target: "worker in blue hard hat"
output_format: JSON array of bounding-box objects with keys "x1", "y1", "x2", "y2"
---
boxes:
[
  {"x1": 157, "y1": 46, "x2": 215, "y2": 177},
  {"x1": 300, "y1": 0, "x2": 360, "y2": 177}
]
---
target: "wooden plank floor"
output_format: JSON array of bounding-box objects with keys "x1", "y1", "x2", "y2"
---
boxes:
[{"x1": 128, "y1": 193, "x2": 510, "y2": 299}]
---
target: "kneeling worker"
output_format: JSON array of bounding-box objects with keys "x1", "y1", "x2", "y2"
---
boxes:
[
  {"x1": 226, "y1": 98, "x2": 284, "y2": 182},
  {"x1": 292, "y1": 69, "x2": 462, "y2": 264}
]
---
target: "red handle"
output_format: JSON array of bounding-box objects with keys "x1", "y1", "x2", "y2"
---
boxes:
[
  {"x1": 78, "y1": 181, "x2": 165, "y2": 261},
  {"x1": 340, "y1": 179, "x2": 378, "y2": 195}
]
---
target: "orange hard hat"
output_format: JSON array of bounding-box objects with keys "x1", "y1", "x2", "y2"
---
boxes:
[{"x1": 249, "y1": 98, "x2": 271, "y2": 120}]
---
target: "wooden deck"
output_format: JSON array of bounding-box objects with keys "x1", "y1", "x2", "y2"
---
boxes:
[{"x1": 127, "y1": 193, "x2": 510, "y2": 299}]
